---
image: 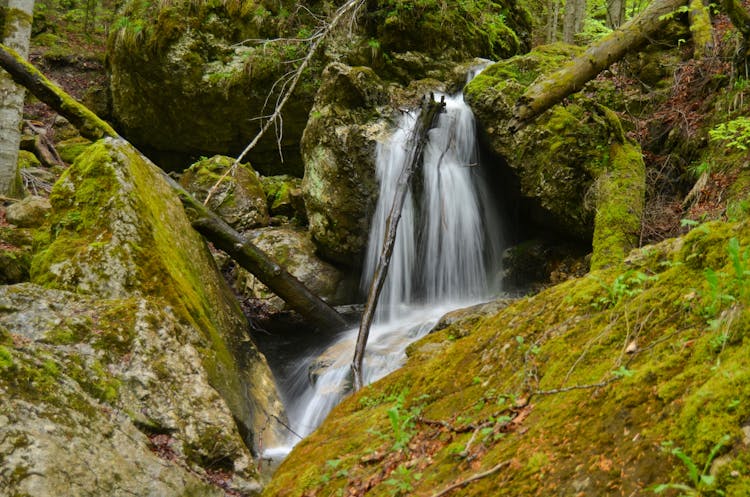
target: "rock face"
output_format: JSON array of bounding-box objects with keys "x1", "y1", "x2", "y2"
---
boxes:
[
  {"x1": 465, "y1": 43, "x2": 613, "y2": 240},
  {"x1": 107, "y1": 0, "x2": 324, "y2": 175},
  {"x1": 28, "y1": 138, "x2": 286, "y2": 468},
  {"x1": 107, "y1": 0, "x2": 531, "y2": 175},
  {"x1": 181, "y1": 155, "x2": 270, "y2": 231},
  {"x1": 0, "y1": 284, "x2": 248, "y2": 496},
  {"x1": 301, "y1": 62, "x2": 391, "y2": 266}
]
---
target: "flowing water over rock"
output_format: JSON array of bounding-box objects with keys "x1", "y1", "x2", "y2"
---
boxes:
[{"x1": 265, "y1": 74, "x2": 503, "y2": 459}]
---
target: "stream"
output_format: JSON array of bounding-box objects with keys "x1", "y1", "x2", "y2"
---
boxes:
[{"x1": 263, "y1": 67, "x2": 504, "y2": 461}]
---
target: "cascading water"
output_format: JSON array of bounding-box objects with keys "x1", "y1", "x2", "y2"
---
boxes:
[{"x1": 265, "y1": 70, "x2": 503, "y2": 459}]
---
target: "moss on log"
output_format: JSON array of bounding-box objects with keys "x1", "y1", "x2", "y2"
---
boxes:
[{"x1": 509, "y1": 0, "x2": 688, "y2": 131}]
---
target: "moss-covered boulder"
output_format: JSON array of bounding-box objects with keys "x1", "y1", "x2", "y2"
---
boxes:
[
  {"x1": 301, "y1": 62, "x2": 391, "y2": 265},
  {"x1": 228, "y1": 226, "x2": 349, "y2": 311},
  {"x1": 181, "y1": 155, "x2": 270, "y2": 230},
  {"x1": 107, "y1": 0, "x2": 326, "y2": 175},
  {"x1": 56, "y1": 136, "x2": 93, "y2": 164},
  {"x1": 30, "y1": 137, "x2": 286, "y2": 455},
  {"x1": 0, "y1": 284, "x2": 258, "y2": 495},
  {"x1": 465, "y1": 43, "x2": 616, "y2": 240},
  {"x1": 264, "y1": 218, "x2": 750, "y2": 497},
  {"x1": 363, "y1": 0, "x2": 531, "y2": 74}
]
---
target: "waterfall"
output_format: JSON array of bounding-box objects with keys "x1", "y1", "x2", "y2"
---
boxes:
[{"x1": 264, "y1": 71, "x2": 503, "y2": 460}]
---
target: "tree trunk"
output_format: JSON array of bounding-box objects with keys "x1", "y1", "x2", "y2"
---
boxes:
[
  {"x1": 351, "y1": 96, "x2": 445, "y2": 391},
  {"x1": 510, "y1": 0, "x2": 689, "y2": 132},
  {"x1": 589, "y1": 106, "x2": 645, "y2": 270},
  {"x1": 0, "y1": 0, "x2": 34, "y2": 197},
  {"x1": 606, "y1": 0, "x2": 627, "y2": 28},
  {"x1": 547, "y1": 0, "x2": 562, "y2": 42},
  {"x1": 0, "y1": 43, "x2": 349, "y2": 333},
  {"x1": 563, "y1": 0, "x2": 587, "y2": 43}
]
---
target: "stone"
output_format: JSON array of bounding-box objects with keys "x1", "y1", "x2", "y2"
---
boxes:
[
  {"x1": 261, "y1": 175, "x2": 306, "y2": 221},
  {"x1": 30, "y1": 137, "x2": 286, "y2": 454},
  {"x1": 229, "y1": 226, "x2": 348, "y2": 312},
  {"x1": 465, "y1": 43, "x2": 613, "y2": 240},
  {"x1": 180, "y1": 155, "x2": 270, "y2": 231},
  {"x1": 0, "y1": 283, "x2": 256, "y2": 494},
  {"x1": 301, "y1": 62, "x2": 391, "y2": 266},
  {"x1": 5, "y1": 195, "x2": 52, "y2": 227}
]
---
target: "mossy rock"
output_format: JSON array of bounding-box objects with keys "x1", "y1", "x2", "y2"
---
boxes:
[
  {"x1": 0, "y1": 283, "x2": 261, "y2": 494},
  {"x1": 301, "y1": 62, "x2": 392, "y2": 266},
  {"x1": 30, "y1": 137, "x2": 286, "y2": 453},
  {"x1": 265, "y1": 218, "x2": 750, "y2": 496},
  {"x1": 56, "y1": 136, "x2": 93, "y2": 164},
  {"x1": 0, "y1": 297, "x2": 228, "y2": 496},
  {"x1": 16, "y1": 149, "x2": 41, "y2": 169},
  {"x1": 465, "y1": 43, "x2": 615, "y2": 240},
  {"x1": 107, "y1": 0, "x2": 329, "y2": 176},
  {"x1": 180, "y1": 155, "x2": 270, "y2": 230},
  {"x1": 364, "y1": 0, "x2": 531, "y2": 66}
]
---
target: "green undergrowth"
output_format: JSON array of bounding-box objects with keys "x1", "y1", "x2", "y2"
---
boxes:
[{"x1": 265, "y1": 218, "x2": 750, "y2": 496}]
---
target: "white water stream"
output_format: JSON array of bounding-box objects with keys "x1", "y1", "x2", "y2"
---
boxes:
[{"x1": 265, "y1": 71, "x2": 503, "y2": 460}]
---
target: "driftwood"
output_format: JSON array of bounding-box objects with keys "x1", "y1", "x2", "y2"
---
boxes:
[
  {"x1": 509, "y1": 0, "x2": 688, "y2": 132},
  {"x1": 23, "y1": 120, "x2": 64, "y2": 167},
  {"x1": 0, "y1": 43, "x2": 348, "y2": 333},
  {"x1": 351, "y1": 95, "x2": 445, "y2": 391}
]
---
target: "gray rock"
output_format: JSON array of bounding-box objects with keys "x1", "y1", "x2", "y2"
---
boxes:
[
  {"x1": 230, "y1": 226, "x2": 348, "y2": 311},
  {"x1": 5, "y1": 195, "x2": 51, "y2": 227},
  {"x1": 301, "y1": 62, "x2": 391, "y2": 266}
]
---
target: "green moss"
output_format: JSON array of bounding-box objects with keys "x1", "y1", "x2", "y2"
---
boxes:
[
  {"x1": 265, "y1": 219, "x2": 750, "y2": 497},
  {"x1": 590, "y1": 139, "x2": 646, "y2": 270},
  {"x1": 56, "y1": 137, "x2": 93, "y2": 164},
  {"x1": 0, "y1": 345, "x2": 14, "y2": 370}
]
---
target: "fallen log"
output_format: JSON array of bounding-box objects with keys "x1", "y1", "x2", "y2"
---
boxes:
[
  {"x1": 509, "y1": 0, "x2": 689, "y2": 132},
  {"x1": 351, "y1": 95, "x2": 445, "y2": 391},
  {"x1": 0, "y1": 43, "x2": 348, "y2": 333}
]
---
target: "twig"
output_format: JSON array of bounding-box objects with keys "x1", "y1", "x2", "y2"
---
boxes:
[
  {"x1": 428, "y1": 460, "x2": 511, "y2": 497},
  {"x1": 204, "y1": 0, "x2": 366, "y2": 205}
]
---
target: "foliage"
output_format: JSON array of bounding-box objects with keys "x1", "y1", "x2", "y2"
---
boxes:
[
  {"x1": 590, "y1": 269, "x2": 656, "y2": 309},
  {"x1": 653, "y1": 435, "x2": 731, "y2": 496},
  {"x1": 709, "y1": 117, "x2": 750, "y2": 152},
  {"x1": 384, "y1": 464, "x2": 422, "y2": 496}
]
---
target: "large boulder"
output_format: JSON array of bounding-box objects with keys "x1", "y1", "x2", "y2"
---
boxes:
[
  {"x1": 29, "y1": 138, "x2": 286, "y2": 459},
  {"x1": 107, "y1": 0, "x2": 326, "y2": 175},
  {"x1": 0, "y1": 284, "x2": 257, "y2": 496},
  {"x1": 301, "y1": 62, "x2": 391, "y2": 266},
  {"x1": 465, "y1": 43, "x2": 614, "y2": 240}
]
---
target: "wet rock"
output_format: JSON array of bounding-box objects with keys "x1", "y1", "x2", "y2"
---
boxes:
[
  {"x1": 5, "y1": 195, "x2": 51, "y2": 227},
  {"x1": 465, "y1": 43, "x2": 613, "y2": 240},
  {"x1": 301, "y1": 62, "x2": 391, "y2": 266},
  {"x1": 180, "y1": 155, "x2": 270, "y2": 231}
]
